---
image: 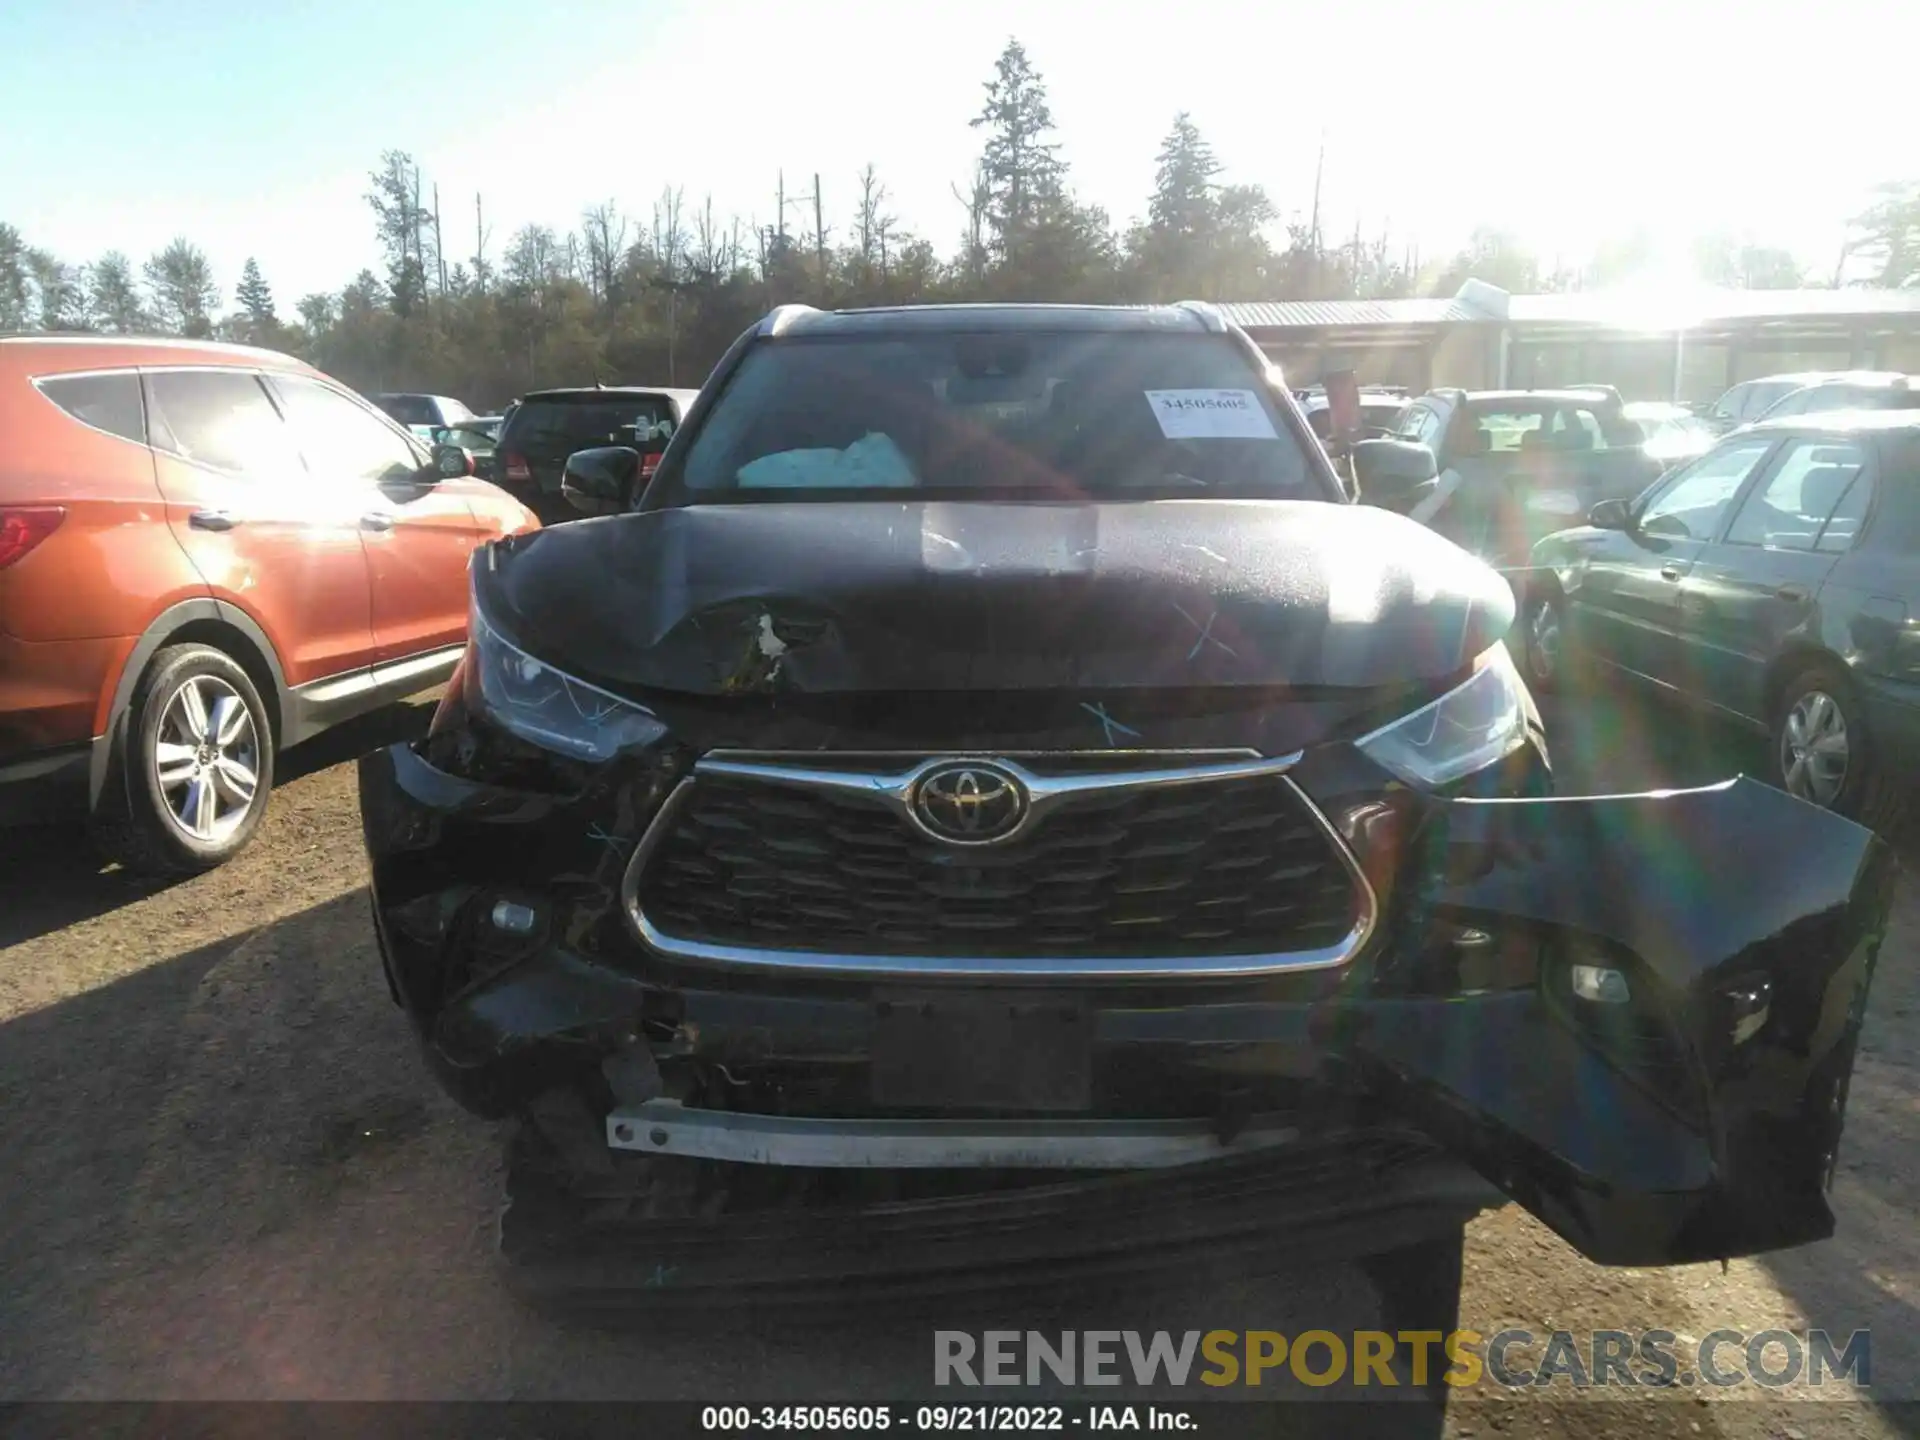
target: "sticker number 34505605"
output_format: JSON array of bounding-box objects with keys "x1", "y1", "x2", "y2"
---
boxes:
[{"x1": 1143, "y1": 389, "x2": 1279, "y2": 440}]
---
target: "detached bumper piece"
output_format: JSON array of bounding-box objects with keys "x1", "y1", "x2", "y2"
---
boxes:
[{"x1": 1363, "y1": 776, "x2": 1894, "y2": 1266}]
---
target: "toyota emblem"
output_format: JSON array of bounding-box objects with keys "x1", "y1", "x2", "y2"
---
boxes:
[{"x1": 912, "y1": 761, "x2": 1028, "y2": 844}]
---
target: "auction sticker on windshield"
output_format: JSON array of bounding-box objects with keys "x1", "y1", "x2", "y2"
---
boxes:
[{"x1": 1145, "y1": 389, "x2": 1279, "y2": 440}]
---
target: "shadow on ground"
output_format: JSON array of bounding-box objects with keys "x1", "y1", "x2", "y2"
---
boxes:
[
  {"x1": 0, "y1": 698, "x2": 433, "y2": 949},
  {"x1": 0, "y1": 888, "x2": 1415, "y2": 1418}
]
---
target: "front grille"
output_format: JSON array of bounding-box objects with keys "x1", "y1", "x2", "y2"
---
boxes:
[{"x1": 633, "y1": 764, "x2": 1361, "y2": 960}]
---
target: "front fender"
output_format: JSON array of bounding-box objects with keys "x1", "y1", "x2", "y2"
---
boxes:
[{"x1": 1360, "y1": 776, "x2": 1894, "y2": 1265}]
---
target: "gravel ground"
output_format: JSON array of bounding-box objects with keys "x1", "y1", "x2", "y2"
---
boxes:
[{"x1": 1, "y1": 685, "x2": 1916, "y2": 1439}]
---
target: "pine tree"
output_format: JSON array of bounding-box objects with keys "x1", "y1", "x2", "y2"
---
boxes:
[
  {"x1": 1133, "y1": 113, "x2": 1224, "y2": 299},
  {"x1": 142, "y1": 238, "x2": 218, "y2": 337},
  {"x1": 90, "y1": 252, "x2": 148, "y2": 332},
  {"x1": 27, "y1": 250, "x2": 85, "y2": 330},
  {"x1": 970, "y1": 39, "x2": 1063, "y2": 260},
  {"x1": 0, "y1": 225, "x2": 30, "y2": 330},
  {"x1": 237, "y1": 258, "x2": 277, "y2": 325},
  {"x1": 1148, "y1": 113, "x2": 1220, "y2": 240}
]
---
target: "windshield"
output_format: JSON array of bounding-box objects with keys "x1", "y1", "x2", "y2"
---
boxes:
[
  {"x1": 379, "y1": 395, "x2": 438, "y2": 427},
  {"x1": 1631, "y1": 411, "x2": 1715, "y2": 457},
  {"x1": 669, "y1": 332, "x2": 1324, "y2": 503}
]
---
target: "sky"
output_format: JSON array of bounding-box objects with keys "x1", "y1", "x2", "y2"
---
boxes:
[{"x1": 2, "y1": 0, "x2": 1913, "y2": 308}]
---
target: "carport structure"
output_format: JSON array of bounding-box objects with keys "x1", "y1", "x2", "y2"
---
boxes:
[{"x1": 1225, "y1": 281, "x2": 1920, "y2": 404}]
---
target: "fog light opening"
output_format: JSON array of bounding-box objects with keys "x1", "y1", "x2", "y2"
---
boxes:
[
  {"x1": 1727, "y1": 980, "x2": 1772, "y2": 1046},
  {"x1": 1570, "y1": 963, "x2": 1631, "y2": 1005},
  {"x1": 489, "y1": 899, "x2": 538, "y2": 935}
]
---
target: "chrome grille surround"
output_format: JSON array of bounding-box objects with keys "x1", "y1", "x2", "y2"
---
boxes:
[{"x1": 620, "y1": 750, "x2": 1379, "y2": 980}]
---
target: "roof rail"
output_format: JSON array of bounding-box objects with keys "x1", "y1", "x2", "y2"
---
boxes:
[
  {"x1": 1173, "y1": 300, "x2": 1228, "y2": 333},
  {"x1": 759, "y1": 304, "x2": 822, "y2": 337}
]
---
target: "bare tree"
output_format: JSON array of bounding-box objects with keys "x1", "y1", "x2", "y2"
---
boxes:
[
  {"x1": 432, "y1": 184, "x2": 447, "y2": 295},
  {"x1": 855, "y1": 164, "x2": 893, "y2": 284},
  {"x1": 472, "y1": 193, "x2": 493, "y2": 293},
  {"x1": 953, "y1": 160, "x2": 992, "y2": 286},
  {"x1": 504, "y1": 225, "x2": 560, "y2": 291},
  {"x1": 689, "y1": 195, "x2": 734, "y2": 284},
  {"x1": 811, "y1": 173, "x2": 828, "y2": 294},
  {"x1": 581, "y1": 201, "x2": 629, "y2": 307},
  {"x1": 651, "y1": 186, "x2": 687, "y2": 382}
]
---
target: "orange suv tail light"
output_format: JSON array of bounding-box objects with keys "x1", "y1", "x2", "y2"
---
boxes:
[
  {"x1": 502, "y1": 452, "x2": 530, "y2": 483},
  {"x1": 640, "y1": 452, "x2": 663, "y2": 482},
  {"x1": 0, "y1": 507, "x2": 65, "y2": 569}
]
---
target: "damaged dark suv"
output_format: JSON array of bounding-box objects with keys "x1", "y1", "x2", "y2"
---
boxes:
[{"x1": 361, "y1": 302, "x2": 1892, "y2": 1317}]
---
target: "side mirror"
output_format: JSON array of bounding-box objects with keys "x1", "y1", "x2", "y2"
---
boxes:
[
  {"x1": 431, "y1": 443, "x2": 474, "y2": 480},
  {"x1": 561, "y1": 445, "x2": 640, "y2": 516},
  {"x1": 1588, "y1": 497, "x2": 1633, "y2": 530},
  {"x1": 1350, "y1": 438, "x2": 1439, "y2": 514}
]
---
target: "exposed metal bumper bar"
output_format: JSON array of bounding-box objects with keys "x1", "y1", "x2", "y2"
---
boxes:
[{"x1": 605, "y1": 1099, "x2": 1302, "y2": 1169}]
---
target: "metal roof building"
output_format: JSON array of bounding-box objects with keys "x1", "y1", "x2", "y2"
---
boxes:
[{"x1": 1222, "y1": 281, "x2": 1920, "y2": 403}]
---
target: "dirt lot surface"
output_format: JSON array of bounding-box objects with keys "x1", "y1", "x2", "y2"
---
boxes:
[{"x1": 2, "y1": 687, "x2": 1917, "y2": 1438}]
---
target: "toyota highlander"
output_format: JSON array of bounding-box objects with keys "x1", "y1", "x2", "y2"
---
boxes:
[{"x1": 358, "y1": 303, "x2": 1892, "y2": 1322}]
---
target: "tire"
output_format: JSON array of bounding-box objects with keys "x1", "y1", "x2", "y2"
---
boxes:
[
  {"x1": 1769, "y1": 662, "x2": 1906, "y2": 835},
  {"x1": 90, "y1": 643, "x2": 275, "y2": 875},
  {"x1": 1521, "y1": 589, "x2": 1566, "y2": 693}
]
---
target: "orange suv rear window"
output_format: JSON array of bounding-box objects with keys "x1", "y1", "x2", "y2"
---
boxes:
[{"x1": 37, "y1": 372, "x2": 144, "y2": 444}]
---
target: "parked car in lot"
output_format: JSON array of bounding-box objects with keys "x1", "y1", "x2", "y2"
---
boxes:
[
  {"x1": 1753, "y1": 372, "x2": 1916, "y2": 422},
  {"x1": 0, "y1": 336, "x2": 538, "y2": 871},
  {"x1": 1707, "y1": 372, "x2": 1850, "y2": 431},
  {"x1": 1623, "y1": 400, "x2": 1717, "y2": 468},
  {"x1": 1364, "y1": 386, "x2": 1666, "y2": 568},
  {"x1": 1296, "y1": 385, "x2": 1411, "y2": 444},
  {"x1": 434, "y1": 415, "x2": 504, "y2": 448},
  {"x1": 376, "y1": 392, "x2": 477, "y2": 440},
  {"x1": 493, "y1": 385, "x2": 700, "y2": 523},
  {"x1": 359, "y1": 302, "x2": 1890, "y2": 1312},
  {"x1": 1523, "y1": 410, "x2": 1920, "y2": 831},
  {"x1": 431, "y1": 415, "x2": 506, "y2": 476}
]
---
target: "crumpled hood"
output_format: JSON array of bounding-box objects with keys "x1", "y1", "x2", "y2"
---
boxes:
[{"x1": 477, "y1": 499, "x2": 1515, "y2": 696}]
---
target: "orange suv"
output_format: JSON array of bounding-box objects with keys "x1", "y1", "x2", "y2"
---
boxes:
[{"x1": 0, "y1": 335, "x2": 538, "y2": 872}]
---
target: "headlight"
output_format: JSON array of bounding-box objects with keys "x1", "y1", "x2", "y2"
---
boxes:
[
  {"x1": 1355, "y1": 643, "x2": 1531, "y2": 787},
  {"x1": 462, "y1": 601, "x2": 668, "y2": 763}
]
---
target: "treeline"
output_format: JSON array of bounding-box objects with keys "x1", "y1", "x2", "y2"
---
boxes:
[{"x1": 4, "y1": 39, "x2": 1917, "y2": 409}]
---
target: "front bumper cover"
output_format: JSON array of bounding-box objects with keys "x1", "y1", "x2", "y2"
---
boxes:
[{"x1": 361, "y1": 741, "x2": 1892, "y2": 1269}]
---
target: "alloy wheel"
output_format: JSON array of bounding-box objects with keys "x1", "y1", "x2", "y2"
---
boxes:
[
  {"x1": 1781, "y1": 689, "x2": 1849, "y2": 808},
  {"x1": 152, "y1": 674, "x2": 262, "y2": 842}
]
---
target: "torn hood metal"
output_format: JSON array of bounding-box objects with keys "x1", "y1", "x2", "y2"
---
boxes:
[{"x1": 478, "y1": 499, "x2": 1515, "y2": 696}]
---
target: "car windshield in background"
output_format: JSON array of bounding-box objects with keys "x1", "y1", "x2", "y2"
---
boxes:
[
  {"x1": 509, "y1": 397, "x2": 673, "y2": 458},
  {"x1": 380, "y1": 396, "x2": 438, "y2": 427},
  {"x1": 1306, "y1": 400, "x2": 1408, "y2": 440},
  {"x1": 1627, "y1": 407, "x2": 1716, "y2": 459},
  {"x1": 437, "y1": 420, "x2": 501, "y2": 453},
  {"x1": 1805, "y1": 385, "x2": 1912, "y2": 412},
  {"x1": 675, "y1": 332, "x2": 1320, "y2": 502}
]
